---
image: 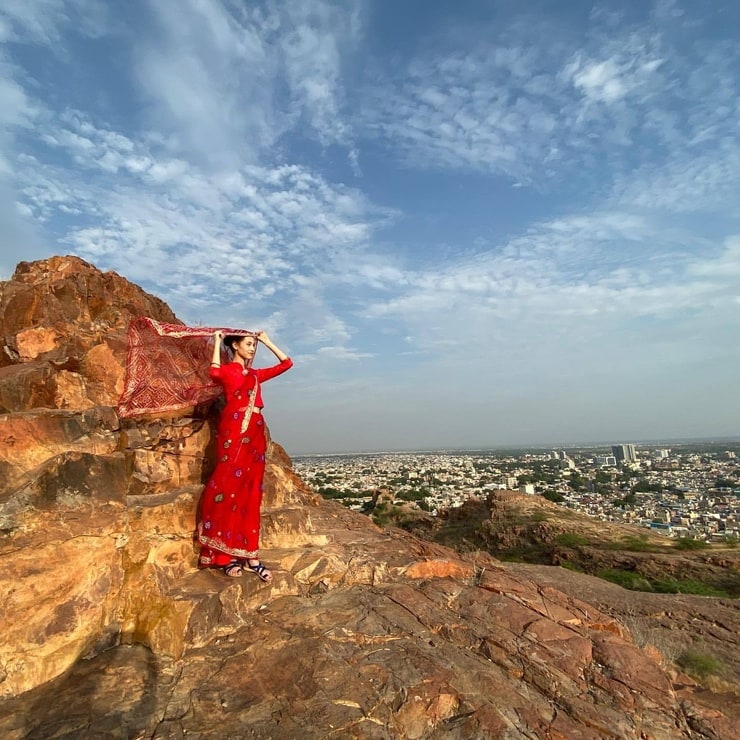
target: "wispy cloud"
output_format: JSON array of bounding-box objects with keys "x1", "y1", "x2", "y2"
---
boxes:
[
  {"x1": 12, "y1": 104, "x2": 391, "y2": 353},
  {"x1": 362, "y1": 210, "x2": 737, "y2": 374},
  {"x1": 360, "y1": 4, "x2": 738, "y2": 197},
  {"x1": 0, "y1": 0, "x2": 109, "y2": 45},
  {"x1": 131, "y1": 0, "x2": 359, "y2": 167},
  {"x1": 276, "y1": 0, "x2": 361, "y2": 153}
]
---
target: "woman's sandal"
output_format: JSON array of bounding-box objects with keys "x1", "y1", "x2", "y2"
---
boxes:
[
  {"x1": 222, "y1": 561, "x2": 244, "y2": 578},
  {"x1": 246, "y1": 560, "x2": 272, "y2": 582}
]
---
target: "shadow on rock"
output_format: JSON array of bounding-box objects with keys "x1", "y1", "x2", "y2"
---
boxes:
[{"x1": 1, "y1": 644, "x2": 162, "y2": 739}]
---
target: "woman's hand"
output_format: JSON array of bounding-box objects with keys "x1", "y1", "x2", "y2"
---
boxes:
[
  {"x1": 214, "y1": 329, "x2": 224, "y2": 341},
  {"x1": 256, "y1": 331, "x2": 288, "y2": 361}
]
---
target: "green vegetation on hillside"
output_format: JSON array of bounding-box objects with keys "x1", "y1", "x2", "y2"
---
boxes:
[{"x1": 397, "y1": 496, "x2": 740, "y2": 599}]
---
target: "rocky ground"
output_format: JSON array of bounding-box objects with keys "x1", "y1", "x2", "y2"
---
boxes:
[
  {"x1": 403, "y1": 490, "x2": 740, "y2": 598},
  {"x1": 0, "y1": 256, "x2": 738, "y2": 739},
  {"x1": 506, "y1": 563, "x2": 740, "y2": 718},
  {"x1": 2, "y1": 500, "x2": 738, "y2": 739}
]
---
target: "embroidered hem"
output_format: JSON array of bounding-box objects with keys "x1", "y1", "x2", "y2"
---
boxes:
[{"x1": 198, "y1": 527, "x2": 259, "y2": 560}]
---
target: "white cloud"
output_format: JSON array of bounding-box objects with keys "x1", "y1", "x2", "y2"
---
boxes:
[
  {"x1": 277, "y1": 0, "x2": 360, "y2": 151},
  {"x1": 134, "y1": 0, "x2": 278, "y2": 165},
  {"x1": 0, "y1": 61, "x2": 37, "y2": 133},
  {"x1": 0, "y1": 0, "x2": 109, "y2": 45},
  {"x1": 132, "y1": 0, "x2": 359, "y2": 167},
  {"x1": 360, "y1": 5, "x2": 737, "y2": 198},
  {"x1": 362, "y1": 210, "x2": 738, "y2": 378},
  {"x1": 8, "y1": 103, "x2": 392, "y2": 354},
  {"x1": 361, "y1": 44, "x2": 561, "y2": 183},
  {"x1": 564, "y1": 53, "x2": 664, "y2": 105}
]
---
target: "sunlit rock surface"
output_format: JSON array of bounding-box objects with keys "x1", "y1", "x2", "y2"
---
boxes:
[{"x1": 0, "y1": 257, "x2": 736, "y2": 739}]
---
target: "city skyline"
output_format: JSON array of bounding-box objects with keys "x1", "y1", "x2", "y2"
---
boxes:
[
  {"x1": 1, "y1": 1, "x2": 739, "y2": 454},
  {"x1": 294, "y1": 436, "x2": 740, "y2": 458}
]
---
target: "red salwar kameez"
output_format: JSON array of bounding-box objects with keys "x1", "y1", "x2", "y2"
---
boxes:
[{"x1": 197, "y1": 357, "x2": 293, "y2": 568}]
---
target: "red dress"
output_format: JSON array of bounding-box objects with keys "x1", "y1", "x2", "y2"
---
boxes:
[{"x1": 197, "y1": 357, "x2": 293, "y2": 567}]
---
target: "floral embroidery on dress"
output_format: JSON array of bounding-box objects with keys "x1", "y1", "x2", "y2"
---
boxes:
[{"x1": 214, "y1": 494, "x2": 224, "y2": 502}]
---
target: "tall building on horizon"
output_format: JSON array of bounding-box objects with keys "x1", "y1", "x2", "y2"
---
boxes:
[
  {"x1": 612, "y1": 444, "x2": 637, "y2": 463},
  {"x1": 595, "y1": 454, "x2": 617, "y2": 467}
]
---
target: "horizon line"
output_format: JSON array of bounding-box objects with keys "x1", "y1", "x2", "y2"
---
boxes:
[{"x1": 290, "y1": 435, "x2": 740, "y2": 458}]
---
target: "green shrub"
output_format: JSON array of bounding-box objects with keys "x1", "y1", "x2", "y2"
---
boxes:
[
  {"x1": 673, "y1": 537, "x2": 709, "y2": 551},
  {"x1": 496, "y1": 543, "x2": 551, "y2": 563},
  {"x1": 554, "y1": 532, "x2": 590, "y2": 548},
  {"x1": 676, "y1": 651, "x2": 724, "y2": 681},
  {"x1": 605, "y1": 534, "x2": 658, "y2": 552},
  {"x1": 596, "y1": 570, "x2": 733, "y2": 597},
  {"x1": 560, "y1": 561, "x2": 584, "y2": 572},
  {"x1": 596, "y1": 569, "x2": 653, "y2": 591},
  {"x1": 651, "y1": 578, "x2": 730, "y2": 597}
]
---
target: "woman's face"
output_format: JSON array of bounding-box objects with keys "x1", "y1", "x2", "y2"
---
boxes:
[{"x1": 233, "y1": 336, "x2": 257, "y2": 361}]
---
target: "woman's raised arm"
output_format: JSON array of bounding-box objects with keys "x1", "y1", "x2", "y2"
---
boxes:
[
  {"x1": 257, "y1": 331, "x2": 288, "y2": 362},
  {"x1": 211, "y1": 330, "x2": 223, "y2": 367}
]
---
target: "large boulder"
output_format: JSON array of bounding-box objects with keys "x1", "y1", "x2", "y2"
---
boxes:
[{"x1": 0, "y1": 255, "x2": 176, "y2": 408}]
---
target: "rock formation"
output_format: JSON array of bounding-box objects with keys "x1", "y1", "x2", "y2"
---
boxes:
[{"x1": 0, "y1": 256, "x2": 736, "y2": 739}]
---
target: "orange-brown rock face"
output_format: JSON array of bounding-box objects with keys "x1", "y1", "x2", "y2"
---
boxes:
[
  {"x1": 0, "y1": 257, "x2": 736, "y2": 739},
  {"x1": 0, "y1": 255, "x2": 176, "y2": 408}
]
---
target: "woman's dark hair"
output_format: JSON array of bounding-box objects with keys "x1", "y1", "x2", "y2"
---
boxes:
[{"x1": 222, "y1": 335, "x2": 243, "y2": 352}]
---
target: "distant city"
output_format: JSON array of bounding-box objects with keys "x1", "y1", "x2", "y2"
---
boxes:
[{"x1": 294, "y1": 441, "x2": 740, "y2": 542}]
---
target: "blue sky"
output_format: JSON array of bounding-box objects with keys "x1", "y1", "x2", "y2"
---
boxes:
[{"x1": 1, "y1": 0, "x2": 738, "y2": 454}]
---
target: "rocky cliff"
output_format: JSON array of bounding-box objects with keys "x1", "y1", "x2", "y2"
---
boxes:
[{"x1": 0, "y1": 257, "x2": 736, "y2": 739}]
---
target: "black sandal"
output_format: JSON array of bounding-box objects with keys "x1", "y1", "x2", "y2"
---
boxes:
[
  {"x1": 222, "y1": 561, "x2": 244, "y2": 578},
  {"x1": 246, "y1": 560, "x2": 272, "y2": 582}
]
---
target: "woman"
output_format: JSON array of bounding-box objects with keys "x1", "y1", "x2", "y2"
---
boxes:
[{"x1": 197, "y1": 329, "x2": 293, "y2": 581}]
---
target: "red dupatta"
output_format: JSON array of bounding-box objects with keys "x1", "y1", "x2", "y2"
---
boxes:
[{"x1": 117, "y1": 317, "x2": 255, "y2": 418}]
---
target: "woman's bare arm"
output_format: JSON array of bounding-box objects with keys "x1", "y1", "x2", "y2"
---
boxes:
[
  {"x1": 257, "y1": 331, "x2": 288, "y2": 361},
  {"x1": 211, "y1": 330, "x2": 223, "y2": 366}
]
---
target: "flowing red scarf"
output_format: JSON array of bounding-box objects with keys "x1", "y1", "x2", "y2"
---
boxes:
[{"x1": 117, "y1": 317, "x2": 255, "y2": 418}]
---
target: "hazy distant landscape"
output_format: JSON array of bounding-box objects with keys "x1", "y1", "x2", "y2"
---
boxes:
[{"x1": 298, "y1": 439, "x2": 740, "y2": 586}]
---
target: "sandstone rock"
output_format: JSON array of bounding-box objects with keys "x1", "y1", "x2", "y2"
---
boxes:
[
  {"x1": 53, "y1": 369, "x2": 95, "y2": 409},
  {"x1": 14, "y1": 326, "x2": 60, "y2": 360},
  {"x1": 0, "y1": 255, "x2": 177, "y2": 406},
  {"x1": 0, "y1": 362, "x2": 56, "y2": 412},
  {"x1": 0, "y1": 407, "x2": 120, "y2": 497},
  {"x1": 0, "y1": 535, "x2": 124, "y2": 698},
  {"x1": 125, "y1": 416, "x2": 216, "y2": 495}
]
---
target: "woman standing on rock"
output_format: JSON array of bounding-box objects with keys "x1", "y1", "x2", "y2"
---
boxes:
[{"x1": 197, "y1": 330, "x2": 292, "y2": 581}]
